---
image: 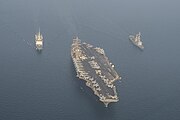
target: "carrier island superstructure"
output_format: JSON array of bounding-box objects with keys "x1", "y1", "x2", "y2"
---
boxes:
[
  {"x1": 35, "y1": 29, "x2": 43, "y2": 50},
  {"x1": 71, "y1": 36, "x2": 121, "y2": 107}
]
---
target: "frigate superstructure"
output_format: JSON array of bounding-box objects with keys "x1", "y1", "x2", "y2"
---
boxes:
[
  {"x1": 71, "y1": 36, "x2": 121, "y2": 107},
  {"x1": 35, "y1": 29, "x2": 43, "y2": 50},
  {"x1": 129, "y1": 32, "x2": 144, "y2": 49}
]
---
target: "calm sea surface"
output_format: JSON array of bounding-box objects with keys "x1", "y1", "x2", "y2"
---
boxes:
[{"x1": 0, "y1": 0, "x2": 180, "y2": 120}]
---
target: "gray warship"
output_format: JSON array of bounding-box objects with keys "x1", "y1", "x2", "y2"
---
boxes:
[
  {"x1": 71, "y1": 36, "x2": 121, "y2": 107},
  {"x1": 129, "y1": 32, "x2": 144, "y2": 49},
  {"x1": 35, "y1": 29, "x2": 43, "y2": 50}
]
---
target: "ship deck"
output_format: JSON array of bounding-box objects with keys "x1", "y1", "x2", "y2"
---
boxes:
[
  {"x1": 129, "y1": 36, "x2": 144, "y2": 49},
  {"x1": 71, "y1": 39, "x2": 120, "y2": 106}
]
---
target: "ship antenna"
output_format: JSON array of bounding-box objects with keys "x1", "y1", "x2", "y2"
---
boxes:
[{"x1": 39, "y1": 27, "x2": 41, "y2": 34}]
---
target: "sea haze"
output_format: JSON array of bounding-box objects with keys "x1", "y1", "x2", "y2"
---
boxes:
[{"x1": 0, "y1": 0, "x2": 180, "y2": 120}]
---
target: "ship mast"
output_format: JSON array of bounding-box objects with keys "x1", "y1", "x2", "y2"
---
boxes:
[
  {"x1": 137, "y1": 32, "x2": 141, "y2": 41},
  {"x1": 38, "y1": 28, "x2": 41, "y2": 37}
]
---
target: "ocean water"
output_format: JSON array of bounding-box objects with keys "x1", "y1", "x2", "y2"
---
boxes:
[{"x1": 0, "y1": 0, "x2": 180, "y2": 120}]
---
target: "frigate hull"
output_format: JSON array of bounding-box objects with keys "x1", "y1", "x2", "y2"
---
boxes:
[{"x1": 129, "y1": 34, "x2": 144, "y2": 50}]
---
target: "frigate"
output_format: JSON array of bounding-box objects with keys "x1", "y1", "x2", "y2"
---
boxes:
[
  {"x1": 71, "y1": 36, "x2": 121, "y2": 107},
  {"x1": 35, "y1": 29, "x2": 43, "y2": 50},
  {"x1": 129, "y1": 32, "x2": 144, "y2": 49}
]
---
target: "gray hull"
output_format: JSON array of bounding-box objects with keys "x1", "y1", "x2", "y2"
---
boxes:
[
  {"x1": 71, "y1": 38, "x2": 121, "y2": 107},
  {"x1": 129, "y1": 35, "x2": 144, "y2": 50}
]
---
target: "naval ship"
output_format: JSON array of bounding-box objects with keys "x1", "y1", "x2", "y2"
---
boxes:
[
  {"x1": 35, "y1": 29, "x2": 43, "y2": 50},
  {"x1": 129, "y1": 32, "x2": 144, "y2": 49},
  {"x1": 71, "y1": 36, "x2": 121, "y2": 107}
]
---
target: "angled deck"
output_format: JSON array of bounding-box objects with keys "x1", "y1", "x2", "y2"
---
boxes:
[{"x1": 71, "y1": 37, "x2": 121, "y2": 107}]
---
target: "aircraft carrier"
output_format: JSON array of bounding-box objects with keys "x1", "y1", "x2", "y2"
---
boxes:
[{"x1": 71, "y1": 36, "x2": 121, "y2": 107}]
